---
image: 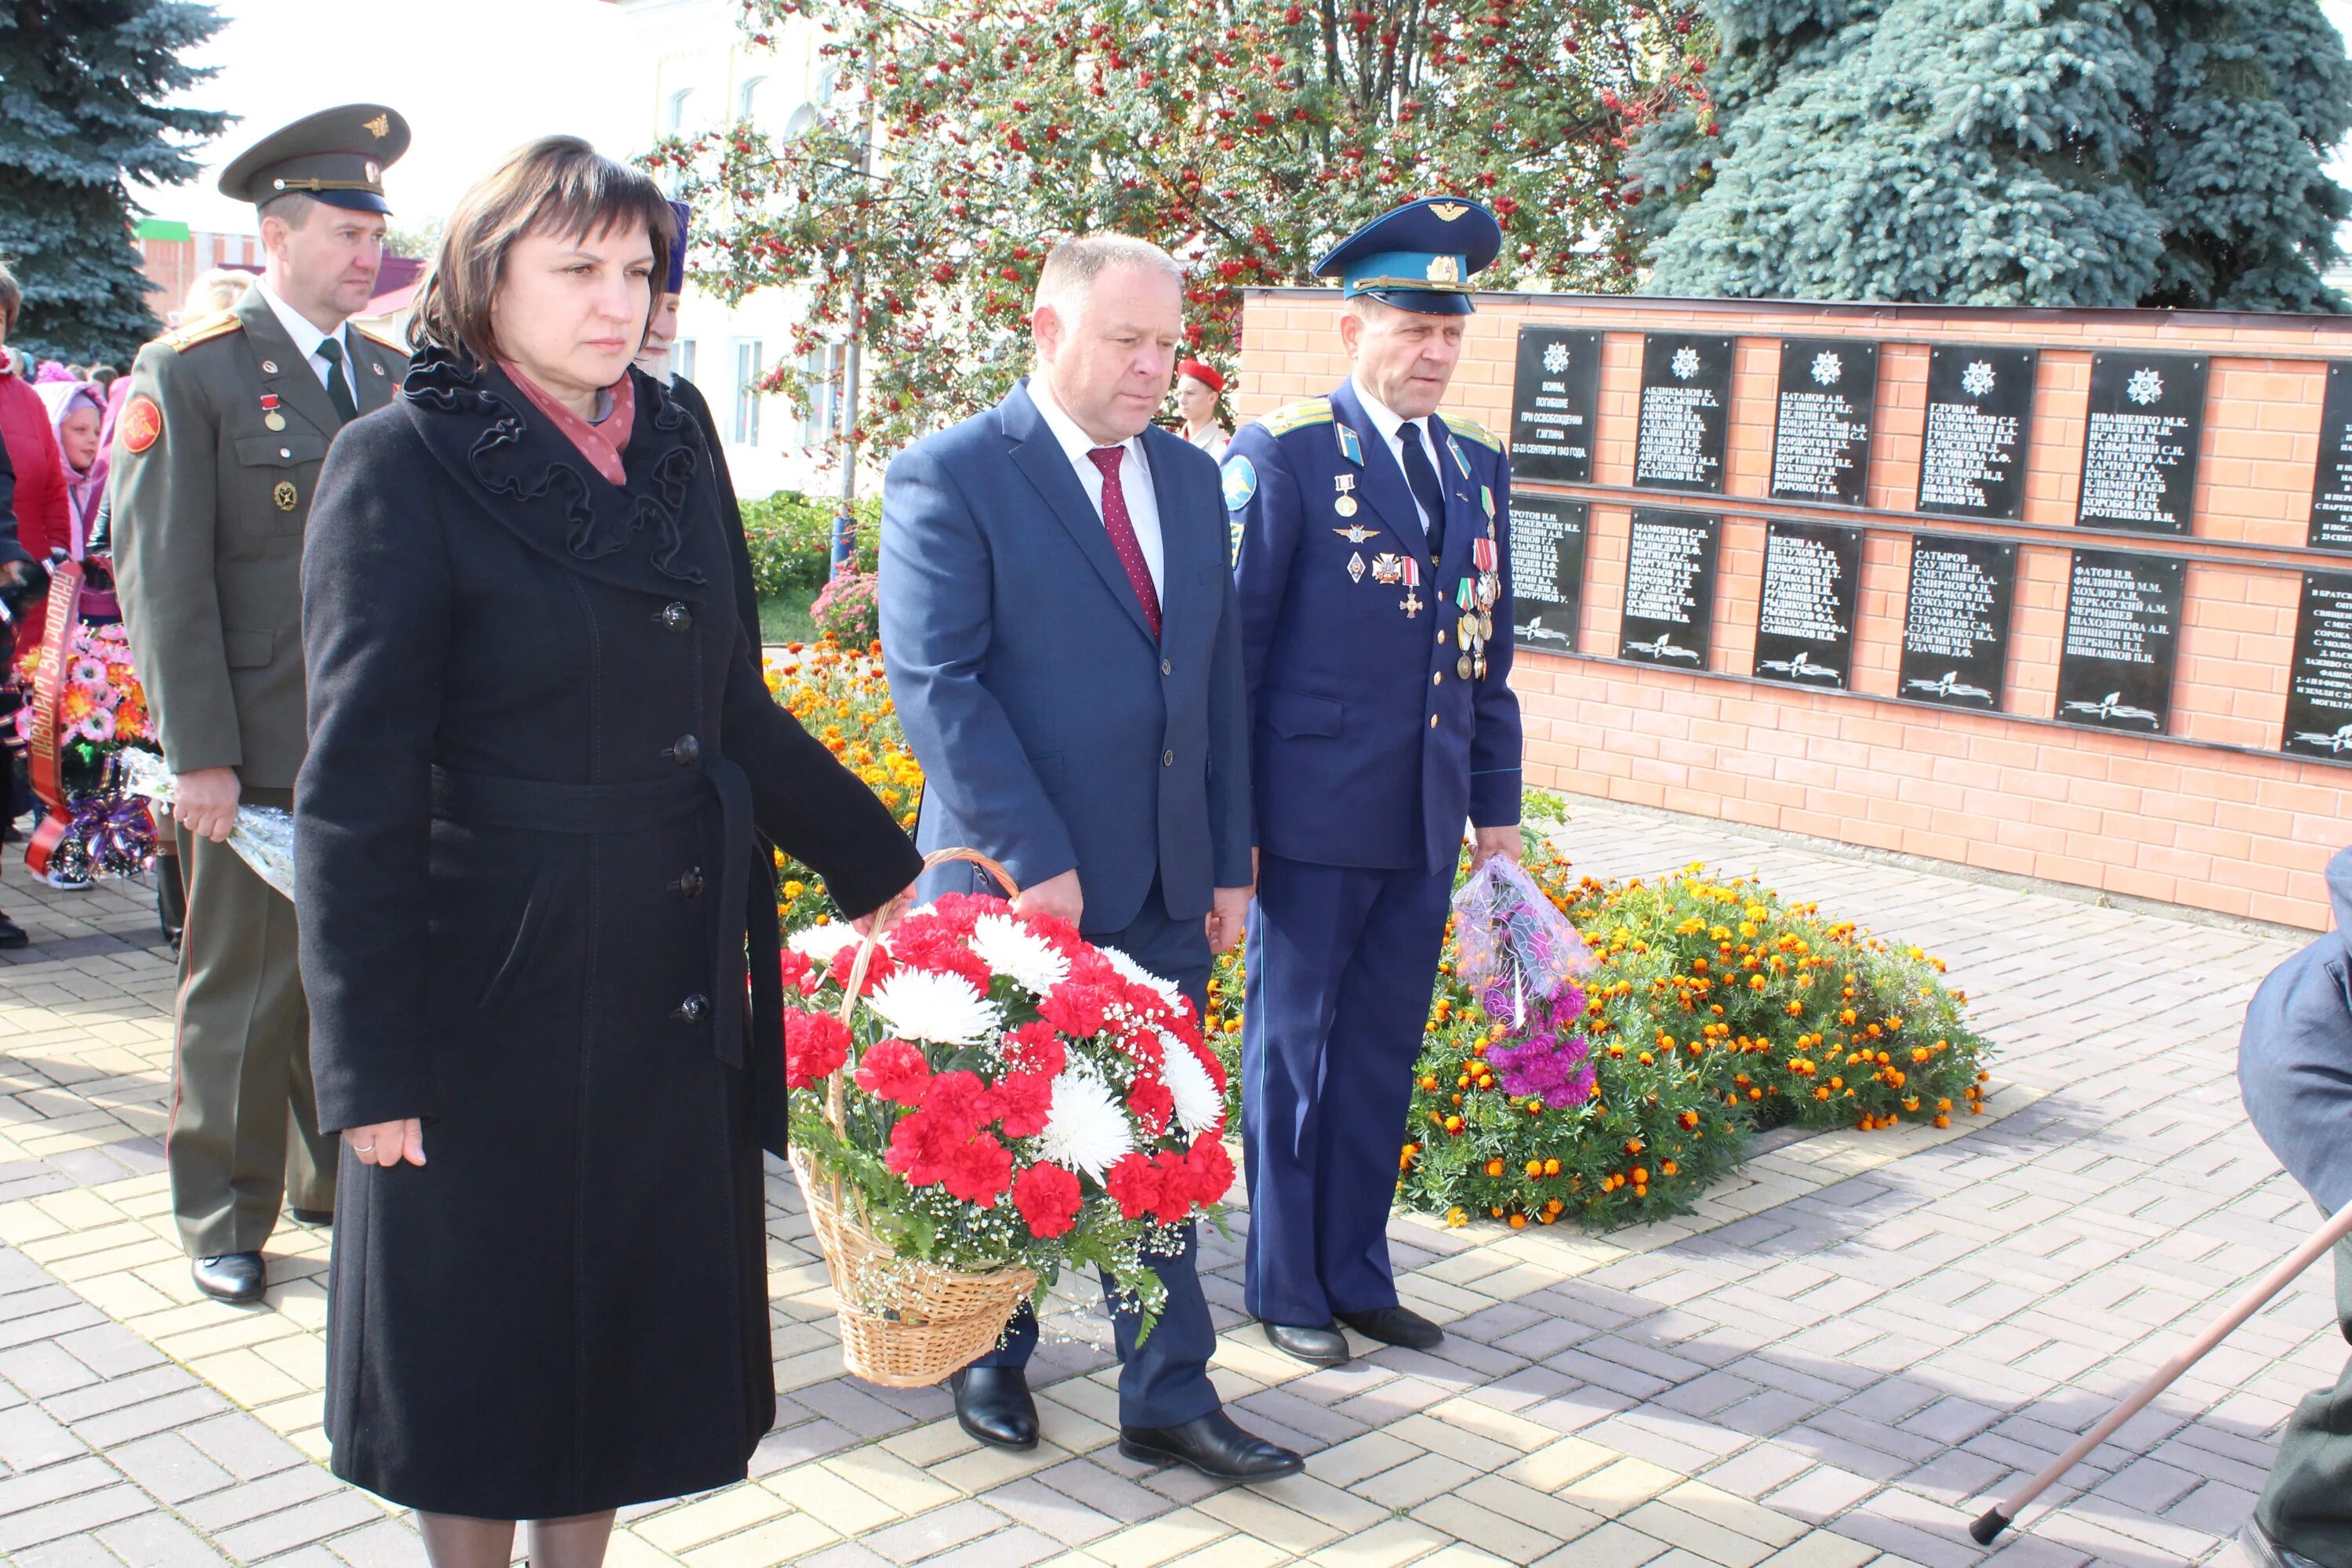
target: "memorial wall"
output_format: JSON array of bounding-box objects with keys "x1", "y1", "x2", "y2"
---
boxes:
[{"x1": 1236, "y1": 289, "x2": 2352, "y2": 930}]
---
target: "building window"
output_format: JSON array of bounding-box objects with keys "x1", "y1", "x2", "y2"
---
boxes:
[
  {"x1": 666, "y1": 87, "x2": 701, "y2": 133},
  {"x1": 740, "y1": 75, "x2": 778, "y2": 126},
  {"x1": 784, "y1": 102, "x2": 818, "y2": 139},
  {"x1": 800, "y1": 343, "x2": 848, "y2": 446},
  {"x1": 733, "y1": 339, "x2": 764, "y2": 445},
  {"x1": 676, "y1": 339, "x2": 696, "y2": 384}
]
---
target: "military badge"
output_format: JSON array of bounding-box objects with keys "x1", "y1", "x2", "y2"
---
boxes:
[
  {"x1": 1335, "y1": 423, "x2": 1364, "y2": 466},
  {"x1": 1348, "y1": 552, "x2": 1366, "y2": 583},
  {"x1": 1334, "y1": 474, "x2": 1359, "y2": 517},
  {"x1": 1221, "y1": 455, "x2": 1258, "y2": 511},
  {"x1": 120, "y1": 396, "x2": 162, "y2": 455},
  {"x1": 363, "y1": 113, "x2": 390, "y2": 138},
  {"x1": 1370, "y1": 553, "x2": 1406, "y2": 585},
  {"x1": 1426, "y1": 255, "x2": 1461, "y2": 284},
  {"x1": 1333, "y1": 521, "x2": 1379, "y2": 545},
  {"x1": 274, "y1": 481, "x2": 298, "y2": 512},
  {"x1": 1447, "y1": 434, "x2": 1472, "y2": 479},
  {"x1": 1429, "y1": 201, "x2": 1468, "y2": 222},
  {"x1": 1480, "y1": 484, "x2": 1495, "y2": 517}
]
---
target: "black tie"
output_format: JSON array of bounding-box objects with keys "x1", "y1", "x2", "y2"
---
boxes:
[
  {"x1": 315, "y1": 335, "x2": 358, "y2": 423},
  {"x1": 1399, "y1": 420, "x2": 1446, "y2": 560}
]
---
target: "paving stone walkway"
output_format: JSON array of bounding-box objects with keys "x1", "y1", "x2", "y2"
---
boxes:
[{"x1": 0, "y1": 797, "x2": 2333, "y2": 1568}]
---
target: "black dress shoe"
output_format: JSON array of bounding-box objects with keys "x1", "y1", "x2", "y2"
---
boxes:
[
  {"x1": 287, "y1": 1208, "x2": 333, "y2": 1226},
  {"x1": 947, "y1": 1366, "x2": 1038, "y2": 1451},
  {"x1": 2240, "y1": 1521, "x2": 2330, "y2": 1568},
  {"x1": 0, "y1": 913, "x2": 24, "y2": 950},
  {"x1": 1339, "y1": 1304, "x2": 1444, "y2": 1351},
  {"x1": 191, "y1": 1252, "x2": 264, "y2": 1304},
  {"x1": 1263, "y1": 1321, "x2": 1348, "y2": 1367},
  {"x1": 1120, "y1": 1410, "x2": 1303, "y2": 1481}
]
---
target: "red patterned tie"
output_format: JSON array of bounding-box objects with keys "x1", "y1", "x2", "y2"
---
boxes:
[{"x1": 1087, "y1": 445, "x2": 1162, "y2": 639}]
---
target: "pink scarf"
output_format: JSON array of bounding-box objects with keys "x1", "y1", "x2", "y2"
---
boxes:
[{"x1": 499, "y1": 361, "x2": 635, "y2": 486}]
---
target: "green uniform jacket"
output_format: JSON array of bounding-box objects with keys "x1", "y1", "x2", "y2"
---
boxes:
[{"x1": 112, "y1": 285, "x2": 407, "y2": 789}]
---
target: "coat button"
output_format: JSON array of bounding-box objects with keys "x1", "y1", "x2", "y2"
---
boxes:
[
  {"x1": 1432, "y1": 671, "x2": 1443, "y2": 686},
  {"x1": 677, "y1": 994, "x2": 710, "y2": 1023},
  {"x1": 670, "y1": 735, "x2": 700, "y2": 767},
  {"x1": 675, "y1": 866, "x2": 706, "y2": 898},
  {"x1": 1439, "y1": 629, "x2": 1449, "y2": 645},
  {"x1": 1429, "y1": 713, "x2": 1440, "y2": 728},
  {"x1": 661, "y1": 602, "x2": 693, "y2": 632},
  {"x1": 1163, "y1": 749, "x2": 1175, "y2": 767},
  {"x1": 1161, "y1": 659, "x2": 1173, "y2": 677}
]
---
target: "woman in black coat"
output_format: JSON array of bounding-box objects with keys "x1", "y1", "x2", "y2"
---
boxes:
[{"x1": 294, "y1": 138, "x2": 921, "y2": 1566}]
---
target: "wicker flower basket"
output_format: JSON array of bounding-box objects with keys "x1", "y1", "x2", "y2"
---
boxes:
[{"x1": 790, "y1": 848, "x2": 1039, "y2": 1388}]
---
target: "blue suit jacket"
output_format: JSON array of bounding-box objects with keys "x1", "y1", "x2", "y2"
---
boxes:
[
  {"x1": 1225, "y1": 379, "x2": 1523, "y2": 875},
  {"x1": 2240, "y1": 846, "x2": 2352, "y2": 1214},
  {"x1": 879, "y1": 379, "x2": 1252, "y2": 930}
]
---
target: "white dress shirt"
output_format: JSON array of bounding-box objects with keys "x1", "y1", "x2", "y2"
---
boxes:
[
  {"x1": 253, "y1": 279, "x2": 356, "y2": 394},
  {"x1": 1029, "y1": 376, "x2": 1164, "y2": 595},
  {"x1": 1351, "y1": 374, "x2": 1439, "y2": 536}
]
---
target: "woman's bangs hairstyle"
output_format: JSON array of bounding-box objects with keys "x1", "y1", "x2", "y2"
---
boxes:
[{"x1": 408, "y1": 135, "x2": 674, "y2": 365}]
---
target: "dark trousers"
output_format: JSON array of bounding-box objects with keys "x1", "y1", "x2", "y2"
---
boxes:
[
  {"x1": 1240, "y1": 852, "x2": 1452, "y2": 1327},
  {"x1": 168, "y1": 789, "x2": 335, "y2": 1256},
  {"x1": 973, "y1": 883, "x2": 1221, "y2": 1430},
  {"x1": 2260, "y1": 1239, "x2": 2352, "y2": 1565}
]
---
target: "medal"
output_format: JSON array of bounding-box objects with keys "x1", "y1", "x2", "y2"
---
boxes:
[
  {"x1": 1459, "y1": 613, "x2": 1476, "y2": 645},
  {"x1": 1334, "y1": 474, "x2": 1359, "y2": 517},
  {"x1": 1480, "y1": 485, "x2": 1496, "y2": 520},
  {"x1": 1475, "y1": 573, "x2": 1499, "y2": 611},
  {"x1": 1481, "y1": 612, "x2": 1495, "y2": 641},
  {"x1": 1474, "y1": 654, "x2": 1488, "y2": 680},
  {"x1": 1335, "y1": 496, "x2": 1357, "y2": 517},
  {"x1": 1457, "y1": 653, "x2": 1474, "y2": 680},
  {"x1": 273, "y1": 481, "x2": 297, "y2": 512},
  {"x1": 1472, "y1": 535, "x2": 1497, "y2": 574},
  {"x1": 260, "y1": 393, "x2": 285, "y2": 432},
  {"x1": 1400, "y1": 557, "x2": 1422, "y2": 619},
  {"x1": 1370, "y1": 553, "x2": 1406, "y2": 585},
  {"x1": 1348, "y1": 552, "x2": 1366, "y2": 583}
]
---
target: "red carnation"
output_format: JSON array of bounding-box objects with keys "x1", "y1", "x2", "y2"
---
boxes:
[
  {"x1": 1013, "y1": 1162, "x2": 1082, "y2": 1238},
  {"x1": 1039, "y1": 979, "x2": 1110, "y2": 1039},
  {"x1": 942, "y1": 1132, "x2": 1014, "y2": 1207},
  {"x1": 890, "y1": 920, "x2": 994, "y2": 994},
  {"x1": 1105, "y1": 1152, "x2": 1163, "y2": 1221},
  {"x1": 826, "y1": 942, "x2": 895, "y2": 995},
  {"x1": 927, "y1": 892, "x2": 1002, "y2": 933},
  {"x1": 1003, "y1": 1020, "x2": 1067, "y2": 1078},
  {"x1": 922, "y1": 1069, "x2": 988, "y2": 1131},
  {"x1": 884, "y1": 1108, "x2": 956, "y2": 1183},
  {"x1": 1185, "y1": 1133, "x2": 1236, "y2": 1205},
  {"x1": 1018, "y1": 907, "x2": 1086, "y2": 953},
  {"x1": 982, "y1": 1069, "x2": 1054, "y2": 1138},
  {"x1": 855, "y1": 1036, "x2": 933, "y2": 1107},
  {"x1": 1127, "y1": 1076, "x2": 1174, "y2": 1137},
  {"x1": 779, "y1": 948, "x2": 816, "y2": 996},
  {"x1": 1149, "y1": 1151, "x2": 1194, "y2": 1225},
  {"x1": 782, "y1": 1009, "x2": 851, "y2": 1091}
]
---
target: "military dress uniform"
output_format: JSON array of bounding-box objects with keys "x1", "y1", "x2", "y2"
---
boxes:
[
  {"x1": 1225, "y1": 198, "x2": 1523, "y2": 1350},
  {"x1": 111, "y1": 105, "x2": 410, "y2": 1286}
]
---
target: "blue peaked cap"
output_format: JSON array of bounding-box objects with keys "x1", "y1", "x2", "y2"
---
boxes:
[{"x1": 1312, "y1": 196, "x2": 1503, "y2": 317}]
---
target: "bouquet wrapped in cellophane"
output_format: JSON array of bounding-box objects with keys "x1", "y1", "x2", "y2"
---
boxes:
[
  {"x1": 120, "y1": 750, "x2": 294, "y2": 899},
  {"x1": 783, "y1": 851, "x2": 1232, "y2": 1386},
  {"x1": 1450, "y1": 855, "x2": 1598, "y2": 1106}
]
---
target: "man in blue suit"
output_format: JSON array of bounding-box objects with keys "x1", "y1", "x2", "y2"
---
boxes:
[
  {"x1": 879, "y1": 235, "x2": 1298, "y2": 1482},
  {"x1": 1224, "y1": 198, "x2": 1523, "y2": 1368}
]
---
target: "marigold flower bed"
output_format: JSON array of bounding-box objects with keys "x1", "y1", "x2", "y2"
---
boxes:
[{"x1": 770, "y1": 644, "x2": 1994, "y2": 1232}]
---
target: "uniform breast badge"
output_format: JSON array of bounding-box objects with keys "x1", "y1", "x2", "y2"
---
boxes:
[
  {"x1": 1370, "y1": 553, "x2": 1406, "y2": 585},
  {"x1": 1335, "y1": 423, "x2": 1364, "y2": 467},
  {"x1": 1333, "y1": 519, "x2": 1380, "y2": 545},
  {"x1": 1348, "y1": 552, "x2": 1366, "y2": 583},
  {"x1": 1333, "y1": 474, "x2": 1359, "y2": 517},
  {"x1": 274, "y1": 481, "x2": 297, "y2": 512},
  {"x1": 1447, "y1": 433, "x2": 1472, "y2": 480},
  {"x1": 260, "y1": 394, "x2": 286, "y2": 433},
  {"x1": 1399, "y1": 557, "x2": 1423, "y2": 619}
]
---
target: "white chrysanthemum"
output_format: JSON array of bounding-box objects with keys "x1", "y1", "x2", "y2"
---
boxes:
[
  {"x1": 1160, "y1": 1033, "x2": 1222, "y2": 1137},
  {"x1": 788, "y1": 924, "x2": 862, "y2": 964},
  {"x1": 867, "y1": 967, "x2": 1003, "y2": 1045},
  {"x1": 1038, "y1": 1068, "x2": 1135, "y2": 1179},
  {"x1": 970, "y1": 913, "x2": 1069, "y2": 995},
  {"x1": 1100, "y1": 946, "x2": 1185, "y2": 1013}
]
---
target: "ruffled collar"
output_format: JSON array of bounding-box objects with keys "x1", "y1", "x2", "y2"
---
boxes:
[{"x1": 400, "y1": 345, "x2": 712, "y2": 595}]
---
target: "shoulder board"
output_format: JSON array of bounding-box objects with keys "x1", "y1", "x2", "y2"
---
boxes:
[
  {"x1": 1444, "y1": 414, "x2": 1504, "y2": 452},
  {"x1": 1259, "y1": 397, "x2": 1333, "y2": 437},
  {"x1": 165, "y1": 311, "x2": 243, "y2": 353},
  {"x1": 352, "y1": 321, "x2": 405, "y2": 354}
]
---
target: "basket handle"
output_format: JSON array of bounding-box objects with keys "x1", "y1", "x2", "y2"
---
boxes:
[{"x1": 823, "y1": 848, "x2": 1022, "y2": 1138}]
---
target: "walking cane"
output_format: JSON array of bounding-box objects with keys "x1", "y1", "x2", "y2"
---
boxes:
[{"x1": 1971, "y1": 1194, "x2": 2352, "y2": 1546}]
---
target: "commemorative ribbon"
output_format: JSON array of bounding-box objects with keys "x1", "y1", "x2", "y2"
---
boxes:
[{"x1": 24, "y1": 557, "x2": 85, "y2": 877}]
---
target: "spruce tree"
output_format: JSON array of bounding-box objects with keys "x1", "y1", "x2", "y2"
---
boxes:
[
  {"x1": 0, "y1": 2, "x2": 230, "y2": 364},
  {"x1": 1626, "y1": 0, "x2": 2352, "y2": 310}
]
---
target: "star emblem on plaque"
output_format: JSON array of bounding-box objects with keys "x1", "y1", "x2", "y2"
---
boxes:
[
  {"x1": 1810, "y1": 350, "x2": 1842, "y2": 386},
  {"x1": 1670, "y1": 346, "x2": 1700, "y2": 381},
  {"x1": 2126, "y1": 366, "x2": 2164, "y2": 406},
  {"x1": 1542, "y1": 341, "x2": 1570, "y2": 375},
  {"x1": 1961, "y1": 360, "x2": 1997, "y2": 398}
]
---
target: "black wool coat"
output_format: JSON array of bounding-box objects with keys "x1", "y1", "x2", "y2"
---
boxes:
[{"x1": 294, "y1": 349, "x2": 921, "y2": 1519}]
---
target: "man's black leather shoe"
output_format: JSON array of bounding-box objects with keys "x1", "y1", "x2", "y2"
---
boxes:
[
  {"x1": 0, "y1": 914, "x2": 24, "y2": 950},
  {"x1": 1263, "y1": 1321, "x2": 1348, "y2": 1367},
  {"x1": 191, "y1": 1253, "x2": 264, "y2": 1304},
  {"x1": 947, "y1": 1366, "x2": 1038, "y2": 1451},
  {"x1": 288, "y1": 1208, "x2": 333, "y2": 1226},
  {"x1": 2240, "y1": 1521, "x2": 2330, "y2": 1568},
  {"x1": 1339, "y1": 1305, "x2": 1444, "y2": 1352},
  {"x1": 1120, "y1": 1410, "x2": 1303, "y2": 1481}
]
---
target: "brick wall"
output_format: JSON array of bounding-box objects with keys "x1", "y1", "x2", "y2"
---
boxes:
[{"x1": 1235, "y1": 289, "x2": 2352, "y2": 930}]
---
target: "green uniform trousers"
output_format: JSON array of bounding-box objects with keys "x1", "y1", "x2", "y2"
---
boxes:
[
  {"x1": 2259, "y1": 1238, "x2": 2352, "y2": 1566},
  {"x1": 167, "y1": 786, "x2": 336, "y2": 1256}
]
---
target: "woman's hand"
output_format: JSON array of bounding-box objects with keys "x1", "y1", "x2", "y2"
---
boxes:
[
  {"x1": 343, "y1": 1119, "x2": 426, "y2": 1167},
  {"x1": 852, "y1": 881, "x2": 916, "y2": 939}
]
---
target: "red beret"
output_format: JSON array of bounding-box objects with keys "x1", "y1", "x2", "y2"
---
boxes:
[{"x1": 1176, "y1": 359, "x2": 1225, "y2": 394}]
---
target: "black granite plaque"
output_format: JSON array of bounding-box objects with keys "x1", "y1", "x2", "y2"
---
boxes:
[
  {"x1": 1508, "y1": 495, "x2": 1588, "y2": 653},
  {"x1": 2307, "y1": 363, "x2": 2352, "y2": 552},
  {"x1": 1896, "y1": 535, "x2": 2017, "y2": 712},
  {"x1": 1633, "y1": 333, "x2": 1734, "y2": 495},
  {"x1": 1769, "y1": 339, "x2": 1879, "y2": 506},
  {"x1": 2075, "y1": 350, "x2": 2207, "y2": 535},
  {"x1": 1509, "y1": 327, "x2": 1602, "y2": 485},
  {"x1": 2053, "y1": 550, "x2": 2184, "y2": 734},
  {"x1": 1751, "y1": 520, "x2": 1863, "y2": 690},
  {"x1": 1619, "y1": 508, "x2": 1719, "y2": 666},
  {"x1": 1916, "y1": 345, "x2": 2037, "y2": 521},
  {"x1": 2281, "y1": 572, "x2": 2352, "y2": 760}
]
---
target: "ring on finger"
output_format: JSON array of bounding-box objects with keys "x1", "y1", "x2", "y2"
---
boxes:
[{"x1": 354, "y1": 1142, "x2": 376, "y2": 1154}]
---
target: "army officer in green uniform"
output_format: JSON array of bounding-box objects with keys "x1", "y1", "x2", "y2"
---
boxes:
[{"x1": 112, "y1": 104, "x2": 411, "y2": 1305}]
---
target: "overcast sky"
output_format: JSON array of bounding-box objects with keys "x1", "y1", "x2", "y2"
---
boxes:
[
  {"x1": 156, "y1": 0, "x2": 2352, "y2": 240},
  {"x1": 154, "y1": 0, "x2": 633, "y2": 234}
]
